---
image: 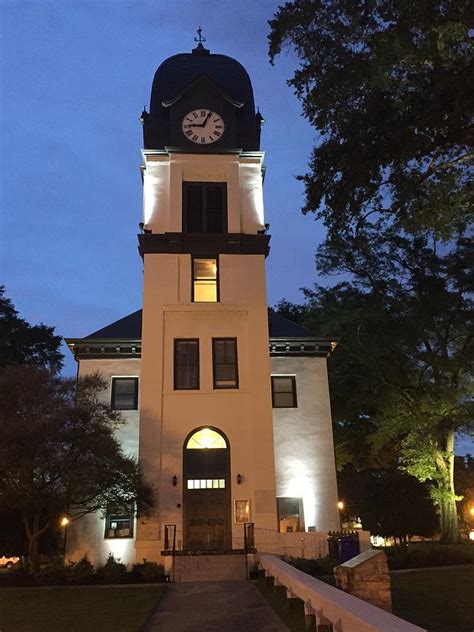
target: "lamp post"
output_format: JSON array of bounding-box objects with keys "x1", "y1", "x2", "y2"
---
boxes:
[{"x1": 60, "y1": 516, "x2": 69, "y2": 560}]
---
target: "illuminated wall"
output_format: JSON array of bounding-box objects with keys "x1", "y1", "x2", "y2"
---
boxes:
[{"x1": 271, "y1": 356, "x2": 340, "y2": 533}]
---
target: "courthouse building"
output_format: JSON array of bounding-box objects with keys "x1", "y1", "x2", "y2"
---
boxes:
[{"x1": 65, "y1": 40, "x2": 339, "y2": 567}]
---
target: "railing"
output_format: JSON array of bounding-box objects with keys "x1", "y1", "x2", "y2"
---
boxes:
[
  {"x1": 259, "y1": 555, "x2": 426, "y2": 632},
  {"x1": 164, "y1": 524, "x2": 176, "y2": 553},
  {"x1": 243, "y1": 522, "x2": 255, "y2": 551}
]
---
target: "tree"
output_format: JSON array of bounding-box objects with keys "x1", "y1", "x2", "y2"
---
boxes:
[
  {"x1": 269, "y1": 0, "x2": 473, "y2": 238},
  {"x1": 0, "y1": 365, "x2": 152, "y2": 572},
  {"x1": 0, "y1": 286, "x2": 63, "y2": 371},
  {"x1": 350, "y1": 469, "x2": 438, "y2": 543},
  {"x1": 275, "y1": 225, "x2": 473, "y2": 542},
  {"x1": 455, "y1": 454, "x2": 474, "y2": 531}
]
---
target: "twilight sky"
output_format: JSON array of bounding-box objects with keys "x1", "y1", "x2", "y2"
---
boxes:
[
  {"x1": 1, "y1": 0, "x2": 324, "y2": 376},
  {"x1": 1, "y1": 2, "x2": 471, "y2": 456}
]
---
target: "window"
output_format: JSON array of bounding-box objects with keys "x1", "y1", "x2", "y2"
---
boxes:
[
  {"x1": 174, "y1": 339, "x2": 199, "y2": 390},
  {"x1": 277, "y1": 497, "x2": 305, "y2": 533},
  {"x1": 193, "y1": 258, "x2": 218, "y2": 302},
  {"x1": 213, "y1": 338, "x2": 238, "y2": 389},
  {"x1": 183, "y1": 182, "x2": 227, "y2": 233},
  {"x1": 104, "y1": 507, "x2": 134, "y2": 539},
  {"x1": 187, "y1": 479, "x2": 226, "y2": 489},
  {"x1": 186, "y1": 428, "x2": 227, "y2": 449},
  {"x1": 111, "y1": 377, "x2": 139, "y2": 410},
  {"x1": 271, "y1": 376, "x2": 297, "y2": 408}
]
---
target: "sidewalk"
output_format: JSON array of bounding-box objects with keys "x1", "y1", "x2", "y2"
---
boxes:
[{"x1": 145, "y1": 580, "x2": 290, "y2": 631}]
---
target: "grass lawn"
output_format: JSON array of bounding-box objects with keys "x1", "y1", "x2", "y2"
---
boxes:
[
  {"x1": 392, "y1": 567, "x2": 474, "y2": 632},
  {"x1": 0, "y1": 585, "x2": 165, "y2": 632}
]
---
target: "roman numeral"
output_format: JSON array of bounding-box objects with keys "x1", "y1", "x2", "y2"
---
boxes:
[
  {"x1": 186, "y1": 118, "x2": 193, "y2": 122},
  {"x1": 201, "y1": 137, "x2": 206, "y2": 143},
  {"x1": 213, "y1": 131, "x2": 221, "y2": 137},
  {"x1": 192, "y1": 135, "x2": 198, "y2": 141},
  {"x1": 200, "y1": 110, "x2": 206, "y2": 116},
  {"x1": 213, "y1": 119, "x2": 221, "y2": 123},
  {"x1": 186, "y1": 130, "x2": 192, "y2": 136},
  {"x1": 215, "y1": 125, "x2": 223, "y2": 129},
  {"x1": 193, "y1": 112, "x2": 198, "y2": 119}
]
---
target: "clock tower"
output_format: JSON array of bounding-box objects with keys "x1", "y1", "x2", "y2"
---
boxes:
[{"x1": 135, "y1": 40, "x2": 277, "y2": 561}]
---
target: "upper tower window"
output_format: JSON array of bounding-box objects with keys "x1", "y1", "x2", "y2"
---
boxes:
[{"x1": 183, "y1": 182, "x2": 227, "y2": 233}]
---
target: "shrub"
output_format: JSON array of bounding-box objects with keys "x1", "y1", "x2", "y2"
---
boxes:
[
  {"x1": 285, "y1": 555, "x2": 338, "y2": 576},
  {"x1": 68, "y1": 555, "x2": 95, "y2": 584},
  {"x1": 384, "y1": 544, "x2": 474, "y2": 570},
  {"x1": 0, "y1": 562, "x2": 34, "y2": 587},
  {"x1": 131, "y1": 559, "x2": 164, "y2": 582},
  {"x1": 97, "y1": 552, "x2": 127, "y2": 583},
  {"x1": 36, "y1": 558, "x2": 68, "y2": 585}
]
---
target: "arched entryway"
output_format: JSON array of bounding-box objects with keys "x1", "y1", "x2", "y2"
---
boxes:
[{"x1": 183, "y1": 427, "x2": 231, "y2": 551}]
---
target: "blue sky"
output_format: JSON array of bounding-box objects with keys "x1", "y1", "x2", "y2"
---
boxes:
[{"x1": 1, "y1": 0, "x2": 324, "y2": 376}]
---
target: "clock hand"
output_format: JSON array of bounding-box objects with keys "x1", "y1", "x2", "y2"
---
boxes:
[{"x1": 201, "y1": 111, "x2": 212, "y2": 127}]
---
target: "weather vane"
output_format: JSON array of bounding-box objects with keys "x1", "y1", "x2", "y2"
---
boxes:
[{"x1": 194, "y1": 26, "x2": 206, "y2": 45}]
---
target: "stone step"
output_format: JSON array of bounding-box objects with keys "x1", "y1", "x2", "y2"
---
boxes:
[{"x1": 173, "y1": 554, "x2": 247, "y2": 582}]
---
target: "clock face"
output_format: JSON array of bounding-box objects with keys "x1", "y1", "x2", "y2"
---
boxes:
[{"x1": 181, "y1": 109, "x2": 225, "y2": 145}]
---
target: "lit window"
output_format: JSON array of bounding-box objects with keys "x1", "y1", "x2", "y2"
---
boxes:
[
  {"x1": 186, "y1": 428, "x2": 227, "y2": 449},
  {"x1": 271, "y1": 376, "x2": 297, "y2": 408},
  {"x1": 104, "y1": 507, "x2": 134, "y2": 539},
  {"x1": 193, "y1": 258, "x2": 218, "y2": 302},
  {"x1": 187, "y1": 479, "x2": 226, "y2": 489},
  {"x1": 213, "y1": 339, "x2": 238, "y2": 389},
  {"x1": 111, "y1": 377, "x2": 139, "y2": 410},
  {"x1": 174, "y1": 339, "x2": 199, "y2": 390}
]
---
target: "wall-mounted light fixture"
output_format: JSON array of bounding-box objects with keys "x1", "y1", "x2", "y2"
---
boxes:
[
  {"x1": 172, "y1": 475, "x2": 178, "y2": 487},
  {"x1": 236, "y1": 473, "x2": 242, "y2": 485}
]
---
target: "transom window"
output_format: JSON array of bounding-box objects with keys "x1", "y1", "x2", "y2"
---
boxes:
[
  {"x1": 193, "y1": 258, "x2": 218, "y2": 302},
  {"x1": 271, "y1": 376, "x2": 297, "y2": 408},
  {"x1": 174, "y1": 339, "x2": 199, "y2": 390},
  {"x1": 186, "y1": 428, "x2": 227, "y2": 449},
  {"x1": 213, "y1": 338, "x2": 238, "y2": 389},
  {"x1": 187, "y1": 479, "x2": 226, "y2": 489},
  {"x1": 183, "y1": 182, "x2": 227, "y2": 233},
  {"x1": 111, "y1": 377, "x2": 139, "y2": 410}
]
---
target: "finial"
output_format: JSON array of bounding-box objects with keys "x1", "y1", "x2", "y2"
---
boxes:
[
  {"x1": 192, "y1": 26, "x2": 210, "y2": 55},
  {"x1": 194, "y1": 26, "x2": 206, "y2": 45}
]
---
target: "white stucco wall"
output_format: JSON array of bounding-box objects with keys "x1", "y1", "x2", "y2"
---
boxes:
[
  {"x1": 142, "y1": 151, "x2": 265, "y2": 234},
  {"x1": 271, "y1": 356, "x2": 340, "y2": 533},
  {"x1": 65, "y1": 358, "x2": 140, "y2": 567},
  {"x1": 138, "y1": 250, "x2": 278, "y2": 562}
]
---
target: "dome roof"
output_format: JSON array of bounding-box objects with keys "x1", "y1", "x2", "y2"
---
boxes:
[{"x1": 149, "y1": 46, "x2": 256, "y2": 128}]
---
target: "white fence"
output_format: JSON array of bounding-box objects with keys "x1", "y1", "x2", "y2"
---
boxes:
[
  {"x1": 233, "y1": 528, "x2": 371, "y2": 559},
  {"x1": 259, "y1": 554, "x2": 426, "y2": 632}
]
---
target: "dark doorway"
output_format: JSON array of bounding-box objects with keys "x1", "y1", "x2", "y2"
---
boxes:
[{"x1": 183, "y1": 428, "x2": 231, "y2": 550}]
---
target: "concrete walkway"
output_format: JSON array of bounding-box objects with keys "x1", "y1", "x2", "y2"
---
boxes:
[{"x1": 146, "y1": 580, "x2": 290, "y2": 631}]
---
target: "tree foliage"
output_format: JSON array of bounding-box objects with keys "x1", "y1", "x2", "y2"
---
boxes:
[
  {"x1": 274, "y1": 225, "x2": 473, "y2": 541},
  {"x1": 0, "y1": 366, "x2": 152, "y2": 571},
  {"x1": 338, "y1": 467, "x2": 438, "y2": 542},
  {"x1": 269, "y1": 0, "x2": 473, "y2": 238},
  {"x1": 0, "y1": 286, "x2": 63, "y2": 371}
]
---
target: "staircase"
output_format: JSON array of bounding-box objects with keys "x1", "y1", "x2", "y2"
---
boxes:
[{"x1": 172, "y1": 553, "x2": 247, "y2": 582}]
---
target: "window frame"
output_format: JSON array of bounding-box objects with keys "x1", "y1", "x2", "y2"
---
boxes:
[
  {"x1": 104, "y1": 506, "x2": 135, "y2": 539},
  {"x1": 174, "y1": 338, "x2": 200, "y2": 391},
  {"x1": 271, "y1": 375, "x2": 297, "y2": 408},
  {"x1": 192, "y1": 255, "x2": 219, "y2": 303},
  {"x1": 111, "y1": 377, "x2": 139, "y2": 411},
  {"x1": 212, "y1": 338, "x2": 239, "y2": 390},
  {"x1": 182, "y1": 181, "x2": 228, "y2": 233}
]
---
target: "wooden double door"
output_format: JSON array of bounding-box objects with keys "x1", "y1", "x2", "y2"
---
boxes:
[{"x1": 183, "y1": 445, "x2": 231, "y2": 551}]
